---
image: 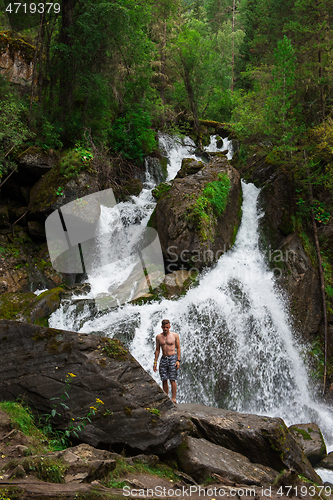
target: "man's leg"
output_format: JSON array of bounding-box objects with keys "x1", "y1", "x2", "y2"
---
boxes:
[
  {"x1": 170, "y1": 380, "x2": 177, "y2": 403},
  {"x1": 162, "y1": 380, "x2": 169, "y2": 395}
]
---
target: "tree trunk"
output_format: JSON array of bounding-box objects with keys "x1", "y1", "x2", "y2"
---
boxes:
[
  {"x1": 181, "y1": 56, "x2": 199, "y2": 132},
  {"x1": 59, "y1": 0, "x2": 77, "y2": 112},
  {"x1": 29, "y1": 6, "x2": 45, "y2": 122}
]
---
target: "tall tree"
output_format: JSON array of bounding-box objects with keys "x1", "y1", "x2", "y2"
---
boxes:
[{"x1": 287, "y1": 0, "x2": 333, "y2": 123}]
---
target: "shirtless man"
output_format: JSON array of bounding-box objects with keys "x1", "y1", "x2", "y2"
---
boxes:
[{"x1": 153, "y1": 319, "x2": 181, "y2": 403}]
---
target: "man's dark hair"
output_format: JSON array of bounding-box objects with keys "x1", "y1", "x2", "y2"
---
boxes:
[{"x1": 162, "y1": 319, "x2": 170, "y2": 326}]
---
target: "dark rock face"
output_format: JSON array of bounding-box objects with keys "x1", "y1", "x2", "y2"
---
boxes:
[
  {"x1": 122, "y1": 178, "x2": 144, "y2": 197},
  {"x1": 252, "y1": 165, "x2": 322, "y2": 336},
  {"x1": 176, "y1": 436, "x2": 278, "y2": 485},
  {"x1": 28, "y1": 163, "x2": 100, "y2": 222},
  {"x1": 289, "y1": 423, "x2": 326, "y2": 466},
  {"x1": 17, "y1": 147, "x2": 59, "y2": 180},
  {"x1": 318, "y1": 451, "x2": 333, "y2": 470},
  {"x1": 177, "y1": 404, "x2": 321, "y2": 484},
  {"x1": 0, "y1": 320, "x2": 193, "y2": 454},
  {"x1": 27, "y1": 220, "x2": 46, "y2": 240},
  {"x1": 150, "y1": 156, "x2": 242, "y2": 272}
]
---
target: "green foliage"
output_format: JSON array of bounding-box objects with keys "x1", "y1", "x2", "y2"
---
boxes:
[
  {"x1": 59, "y1": 145, "x2": 94, "y2": 179},
  {"x1": 312, "y1": 201, "x2": 330, "y2": 225},
  {"x1": 109, "y1": 109, "x2": 157, "y2": 162},
  {"x1": 0, "y1": 401, "x2": 43, "y2": 439},
  {"x1": 187, "y1": 173, "x2": 231, "y2": 240},
  {"x1": 105, "y1": 456, "x2": 180, "y2": 488},
  {"x1": 202, "y1": 173, "x2": 231, "y2": 217},
  {"x1": 33, "y1": 114, "x2": 63, "y2": 151},
  {"x1": 152, "y1": 182, "x2": 172, "y2": 200},
  {"x1": 264, "y1": 36, "x2": 302, "y2": 160},
  {"x1": 102, "y1": 338, "x2": 128, "y2": 360},
  {"x1": 145, "y1": 407, "x2": 160, "y2": 416},
  {"x1": 12, "y1": 456, "x2": 68, "y2": 483},
  {"x1": 41, "y1": 373, "x2": 112, "y2": 449},
  {"x1": 0, "y1": 79, "x2": 33, "y2": 176}
]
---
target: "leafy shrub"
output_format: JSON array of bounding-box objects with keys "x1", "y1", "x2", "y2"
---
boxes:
[
  {"x1": 109, "y1": 108, "x2": 157, "y2": 162},
  {"x1": 59, "y1": 144, "x2": 94, "y2": 179}
]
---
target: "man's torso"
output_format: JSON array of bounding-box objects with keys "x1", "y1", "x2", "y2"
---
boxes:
[{"x1": 157, "y1": 332, "x2": 178, "y2": 357}]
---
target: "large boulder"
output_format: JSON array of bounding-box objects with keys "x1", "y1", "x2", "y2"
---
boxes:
[
  {"x1": 28, "y1": 162, "x2": 100, "y2": 223},
  {"x1": 288, "y1": 423, "x2": 326, "y2": 466},
  {"x1": 16, "y1": 287, "x2": 64, "y2": 324},
  {"x1": 0, "y1": 320, "x2": 193, "y2": 455},
  {"x1": 176, "y1": 436, "x2": 278, "y2": 485},
  {"x1": 177, "y1": 404, "x2": 321, "y2": 484},
  {"x1": 149, "y1": 155, "x2": 242, "y2": 272},
  {"x1": 17, "y1": 146, "x2": 59, "y2": 181}
]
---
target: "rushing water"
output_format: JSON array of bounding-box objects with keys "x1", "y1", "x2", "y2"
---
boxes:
[{"x1": 49, "y1": 133, "x2": 333, "y2": 451}]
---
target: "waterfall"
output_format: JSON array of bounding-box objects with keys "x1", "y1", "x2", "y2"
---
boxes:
[{"x1": 49, "y1": 134, "x2": 333, "y2": 449}]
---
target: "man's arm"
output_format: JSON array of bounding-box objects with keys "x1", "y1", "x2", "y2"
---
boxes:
[
  {"x1": 175, "y1": 333, "x2": 181, "y2": 368},
  {"x1": 153, "y1": 336, "x2": 160, "y2": 372}
]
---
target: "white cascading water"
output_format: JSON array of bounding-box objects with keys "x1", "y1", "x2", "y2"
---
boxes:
[{"x1": 49, "y1": 134, "x2": 333, "y2": 452}]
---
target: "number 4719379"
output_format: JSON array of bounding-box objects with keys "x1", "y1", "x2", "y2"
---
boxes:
[{"x1": 6, "y1": 3, "x2": 61, "y2": 14}]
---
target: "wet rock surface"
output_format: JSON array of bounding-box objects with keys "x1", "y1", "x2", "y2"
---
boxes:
[
  {"x1": 177, "y1": 403, "x2": 321, "y2": 483},
  {"x1": 0, "y1": 320, "x2": 193, "y2": 455},
  {"x1": 176, "y1": 435, "x2": 278, "y2": 485},
  {"x1": 289, "y1": 423, "x2": 327, "y2": 466},
  {"x1": 249, "y1": 162, "x2": 322, "y2": 337}
]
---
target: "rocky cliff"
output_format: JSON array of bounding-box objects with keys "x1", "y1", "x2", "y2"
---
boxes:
[{"x1": 149, "y1": 154, "x2": 242, "y2": 272}]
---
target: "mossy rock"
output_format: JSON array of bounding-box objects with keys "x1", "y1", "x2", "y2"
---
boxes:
[
  {"x1": 0, "y1": 30, "x2": 35, "y2": 63},
  {"x1": 28, "y1": 156, "x2": 99, "y2": 218},
  {"x1": 175, "y1": 158, "x2": 204, "y2": 179},
  {"x1": 122, "y1": 178, "x2": 143, "y2": 197},
  {"x1": 0, "y1": 292, "x2": 36, "y2": 320},
  {"x1": 18, "y1": 287, "x2": 64, "y2": 324},
  {"x1": 101, "y1": 337, "x2": 129, "y2": 361},
  {"x1": 152, "y1": 182, "x2": 172, "y2": 201}
]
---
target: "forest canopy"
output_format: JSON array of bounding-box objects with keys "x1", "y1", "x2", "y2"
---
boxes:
[{"x1": 0, "y1": 0, "x2": 332, "y2": 165}]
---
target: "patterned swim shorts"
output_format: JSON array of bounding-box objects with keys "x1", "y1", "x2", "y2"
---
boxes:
[{"x1": 159, "y1": 354, "x2": 178, "y2": 382}]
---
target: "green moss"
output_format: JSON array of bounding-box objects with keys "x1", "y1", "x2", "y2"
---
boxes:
[
  {"x1": 0, "y1": 292, "x2": 36, "y2": 320},
  {"x1": 0, "y1": 30, "x2": 35, "y2": 63},
  {"x1": 123, "y1": 407, "x2": 132, "y2": 417},
  {"x1": 59, "y1": 147, "x2": 94, "y2": 180},
  {"x1": 187, "y1": 172, "x2": 231, "y2": 241},
  {"x1": 32, "y1": 327, "x2": 61, "y2": 342},
  {"x1": 19, "y1": 287, "x2": 64, "y2": 324},
  {"x1": 101, "y1": 338, "x2": 129, "y2": 360},
  {"x1": 292, "y1": 428, "x2": 312, "y2": 440},
  {"x1": 34, "y1": 317, "x2": 49, "y2": 327},
  {"x1": 0, "y1": 486, "x2": 23, "y2": 499},
  {"x1": 20, "y1": 456, "x2": 67, "y2": 483},
  {"x1": 152, "y1": 182, "x2": 171, "y2": 201}
]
